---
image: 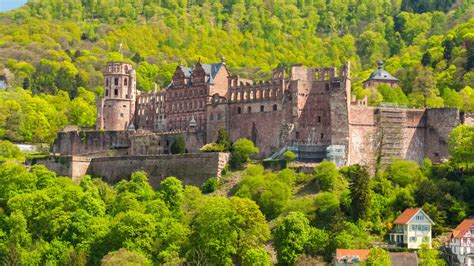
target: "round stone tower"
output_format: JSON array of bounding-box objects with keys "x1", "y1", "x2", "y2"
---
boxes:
[{"x1": 96, "y1": 62, "x2": 136, "y2": 131}]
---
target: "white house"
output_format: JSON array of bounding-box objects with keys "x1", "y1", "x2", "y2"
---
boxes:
[
  {"x1": 447, "y1": 219, "x2": 474, "y2": 266},
  {"x1": 389, "y1": 208, "x2": 434, "y2": 249}
]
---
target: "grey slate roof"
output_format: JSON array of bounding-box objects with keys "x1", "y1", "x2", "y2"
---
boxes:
[
  {"x1": 365, "y1": 61, "x2": 398, "y2": 82},
  {"x1": 179, "y1": 63, "x2": 223, "y2": 84}
]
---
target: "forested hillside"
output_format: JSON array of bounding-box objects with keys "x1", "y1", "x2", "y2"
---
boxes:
[{"x1": 0, "y1": 0, "x2": 473, "y2": 143}]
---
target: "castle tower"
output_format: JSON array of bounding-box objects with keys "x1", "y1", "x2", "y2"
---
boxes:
[{"x1": 96, "y1": 62, "x2": 137, "y2": 131}]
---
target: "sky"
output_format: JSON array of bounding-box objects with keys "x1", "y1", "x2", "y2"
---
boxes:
[{"x1": 0, "y1": 0, "x2": 27, "y2": 12}]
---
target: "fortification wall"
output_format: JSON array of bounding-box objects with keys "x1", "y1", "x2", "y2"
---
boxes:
[
  {"x1": 52, "y1": 130, "x2": 130, "y2": 156},
  {"x1": 348, "y1": 106, "x2": 377, "y2": 165},
  {"x1": 88, "y1": 153, "x2": 229, "y2": 188},
  {"x1": 424, "y1": 108, "x2": 461, "y2": 163}
]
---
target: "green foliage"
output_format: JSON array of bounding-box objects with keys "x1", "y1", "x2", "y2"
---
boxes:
[
  {"x1": 314, "y1": 161, "x2": 338, "y2": 191},
  {"x1": 366, "y1": 248, "x2": 391, "y2": 266},
  {"x1": 242, "y1": 248, "x2": 271, "y2": 266},
  {"x1": 199, "y1": 143, "x2": 226, "y2": 152},
  {"x1": 449, "y1": 125, "x2": 474, "y2": 170},
  {"x1": 384, "y1": 159, "x2": 425, "y2": 187},
  {"x1": 201, "y1": 177, "x2": 218, "y2": 194},
  {"x1": 418, "y1": 243, "x2": 446, "y2": 266},
  {"x1": 273, "y1": 212, "x2": 311, "y2": 265},
  {"x1": 342, "y1": 164, "x2": 371, "y2": 221},
  {"x1": 158, "y1": 176, "x2": 184, "y2": 214},
  {"x1": 216, "y1": 128, "x2": 231, "y2": 151},
  {"x1": 101, "y1": 248, "x2": 151, "y2": 265},
  {"x1": 283, "y1": 151, "x2": 296, "y2": 162},
  {"x1": 170, "y1": 135, "x2": 186, "y2": 154},
  {"x1": 0, "y1": 140, "x2": 24, "y2": 161},
  {"x1": 231, "y1": 138, "x2": 259, "y2": 169}
]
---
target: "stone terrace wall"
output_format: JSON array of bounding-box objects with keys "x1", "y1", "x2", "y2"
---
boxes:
[
  {"x1": 52, "y1": 130, "x2": 130, "y2": 156},
  {"x1": 88, "y1": 153, "x2": 229, "y2": 188},
  {"x1": 35, "y1": 153, "x2": 230, "y2": 188}
]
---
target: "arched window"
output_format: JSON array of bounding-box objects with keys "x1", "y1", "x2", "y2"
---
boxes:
[
  {"x1": 247, "y1": 106, "x2": 251, "y2": 113},
  {"x1": 124, "y1": 78, "x2": 128, "y2": 86},
  {"x1": 273, "y1": 104, "x2": 277, "y2": 111},
  {"x1": 237, "y1": 107, "x2": 241, "y2": 114}
]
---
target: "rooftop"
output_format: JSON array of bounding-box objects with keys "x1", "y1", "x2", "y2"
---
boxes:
[
  {"x1": 365, "y1": 61, "x2": 398, "y2": 82},
  {"x1": 335, "y1": 249, "x2": 370, "y2": 262},
  {"x1": 393, "y1": 208, "x2": 421, "y2": 224},
  {"x1": 451, "y1": 218, "x2": 474, "y2": 239}
]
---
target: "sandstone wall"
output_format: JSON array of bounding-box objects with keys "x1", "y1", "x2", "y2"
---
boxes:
[
  {"x1": 88, "y1": 153, "x2": 229, "y2": 188},
  {"x1": 52, "y1": 130, "x2": 130, "y2": 156},
  {"x1": 424, "y1": 108, "x2": 461, "y2": 163}
]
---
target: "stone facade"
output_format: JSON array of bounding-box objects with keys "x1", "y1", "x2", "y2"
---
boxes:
[{"x1": 51, "y1": 60, "x2": 473, "y2": 170}]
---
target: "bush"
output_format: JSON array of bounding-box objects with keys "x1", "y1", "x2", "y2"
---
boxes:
[
  {"x1": 242, "y1": 248, "x2": 271, "y2": 266},
  {"x1": 170, "y1": 135, "x2": 186, "y2": 154},
  {"x1": 231, "y1": 138, "x2": 259, "y2": 169},
  {"x1": 201, "y1": 177, "x2": 218, "y2": 194},
  {"x1": 314, "y1": 161, "x2": 338, "y2": 191},
  {"x1": 283, "y1": 150, "x2": 297, "y2": 162},
  {"x1": 0, "y1": 140, "x2": 24, "y2": 161},
  {"x1": 200, "y1": 143, "x2": 226, "y2": 152}
]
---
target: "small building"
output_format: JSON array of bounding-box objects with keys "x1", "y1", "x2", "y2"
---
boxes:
[
  {"x1": 446, "y1": 218, "x2": 474, "y2": 266},
  {"x1": 363, "y1": 61, "x2": 399, "y2": 89},
  {"x1": 389, "y1": 208, "x2": 434, "y2": 249},
  {"x1": 334, "y1": 249, "x2": 370, "y2": 265}
]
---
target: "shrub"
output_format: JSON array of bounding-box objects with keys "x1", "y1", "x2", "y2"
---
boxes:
[
  {"x1": 200, "y1": 143, "x2": 226, "y2": 152},
  {"x1": 170, "y1": 135, "x2": 186, "y2": 154},
  {"x1": 283, "y1": 150, "x2": 297, "y2": 162},
  {"x1": 231, "y1": 138, "x2": 259, "y2": 169},
  {"x1": 201, "y1": 177, "x2": 218, "y2": 194}
]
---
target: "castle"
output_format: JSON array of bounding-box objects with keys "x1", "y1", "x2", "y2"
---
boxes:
[{"x1": 41, "y1": 60, "x2": 473, "y2": 185}]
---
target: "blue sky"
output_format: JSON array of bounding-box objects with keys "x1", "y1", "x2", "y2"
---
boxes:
[{"x1": 0, "y1": 0, "x2": 27, "y2": 12}]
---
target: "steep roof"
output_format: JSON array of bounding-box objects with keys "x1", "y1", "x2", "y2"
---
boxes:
[
  {"x1": 335, "y1": 249, "x2": 370, "y2": 262},
  {"x1": 178, "y1": 63, "x2": 224, "y2": 84},
  {"x1": 393, "y1": 208, "x2": 434, "y2": 225},
  {"x1": 451, "y1": 219, "x2": 474, "y2": 239},
  {"x1": 365, "y1": 61, "x2": 398, "y2": 82}
]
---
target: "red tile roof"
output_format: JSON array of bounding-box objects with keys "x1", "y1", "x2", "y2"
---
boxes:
[
  {"x1": 393, "y1": 208, "x2": 420, "y2": 224},
  {"x1": 335, "y1": 249, "x2": 370, "y2": 262},
  {"x1": 451, "y1": 219, "x2": 474, "y2": 239}
]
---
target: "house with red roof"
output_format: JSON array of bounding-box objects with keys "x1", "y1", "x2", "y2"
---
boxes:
[
  {"x1": 388, "y1": 208, "x2": 434, "y2": 249},
  {"x1": 333, "y1": 249, "x2": 370, "y2": 265},
  {"x1": 446, "y1": 218, "x2": 474, "y2": 266}
]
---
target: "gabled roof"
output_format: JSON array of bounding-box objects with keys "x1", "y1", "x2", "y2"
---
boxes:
[
  {"x1": 178, "y1": 63, "x2": 224, "y2": 84},
  {"x1": 365, "y1": 61, "x2": 398, "y2": 82},
  {"x1": 335, "y1": 249, "x2": 370, "y2": 262},
  {"x1": 393, "y1": 208, "x2": 434, "y2": 225},
  {"x1": 451, "y1": 219, "x2": 474, "y2": 239}
]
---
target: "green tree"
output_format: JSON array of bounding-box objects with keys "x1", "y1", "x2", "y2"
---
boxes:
[
  {"x1": 384, "y1": 159, "x2": 425, "y2": 187},
  {"x1": 342, "y1": 165, "x2": 371, "y2": 221},
  {"x1": 170, "y1": 135, "x2": 186, "y2": 154},
  {"x1": 101, "y1": 248, "x2": 151, "y2": 265},
  {"x1": 418, "y1": 243, "x2": 446, "y2": 266},
  {"x1": 314, "y1": 161, "x2": 338, "y2": 191},
  {"x1": 242, "y1": 248, "x2": 270, "y2": 266},
  {"x1": 231, "y1": 138, "x2": 259, "y2": 168},
  {"x1": 273, "y1": 212, "x2": 311, "y2": 265},
  {"x1": 283, "y1": 151, "x2": 296, "y2": 163},
  {"x1": 408, "y1": 67, "x2": 443, "y2": 108},
  {"x1": 448, "y1": 125, "x2": 474, "y2": 170},
  {"x1": 366, "y1": 248, "x2": 390, "y2": 266},
  {"x1": 216, "y1": 128, "x2": 231, "y2": 151},
  {"x1": 158, "y1": 176, "x2": 184, "y2": 214}
]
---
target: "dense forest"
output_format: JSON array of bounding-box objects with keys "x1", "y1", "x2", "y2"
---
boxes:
[
  {"x1": 0, "y1": 124, "x2": 472, "y2": 264},
  {"x1": 0, "y1": 0, "x2": 472, "y2": 143}
]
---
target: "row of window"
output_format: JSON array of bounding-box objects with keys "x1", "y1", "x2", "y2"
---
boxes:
[
  {"x1": 105, "y1": 77, "x2": 128, "y2": 87},
  {"x1": 107, "y1": 64, "x2": 129, "y2": 73},
  {"x1": 409, "y1": 236, "x2": 429, "y2": 242},
  {"x1": 236, "y1": 104, "x2": 278, "y2": 114},
  {"x1": 171, "y1": 101, "x2": 205, "y2": 112},
  {"x1": 169, "y1": 89, "x2": 206, "y2": 99},
  {"x1": 411, "y1": 225, "x2": 430, "y2": 231}
]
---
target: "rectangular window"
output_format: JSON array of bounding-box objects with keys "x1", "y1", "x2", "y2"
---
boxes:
[
  {"x1": 410, "y1": 237, "x2": 416, "y2": 242},
  {"x1": 317, "y1": 116, "x2": 321, "y2": 123},
  {"x1": 114, "y1": 89, "x2": 118, "y2": 96},
  {"x1": 217, "y1": 113, "x2": 222, "y2": 120},
  {"x1": 114, "y1": 78, "x2": 119, "y2": 85},
  {"x1": 417, "y1": 225, "x2": 422, "y2": 231},
  {"x1": 411, "y1": 225, "x2": 416, "y2": 231},
  {"x1": 423, "y1": 225, "x2": 429, "y2": 231}
]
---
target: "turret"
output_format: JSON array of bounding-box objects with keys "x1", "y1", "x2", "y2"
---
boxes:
[{"x1": 96, "y1": 62, "x2": 137, "y2": 131}]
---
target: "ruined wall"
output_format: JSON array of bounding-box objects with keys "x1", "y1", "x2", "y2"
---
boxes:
[
  {"x1": 52, "y1": 130, "x2": 130, "y2": 156},
  {"x1": 348, "y1": 106, "x2": 377, "y2": 165},
  {"x1": 424, "y1": 108, "x2": 461, "y2": 163},
  {"x1": 206, "y1": 100, "x2": 229, "y2": 143},
  {"x1": 87, "y1": 153, "x2": 229, "y2": 188},
  {"x1": 402, "y1": 110, "x2": 425, "y2": 163}
]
